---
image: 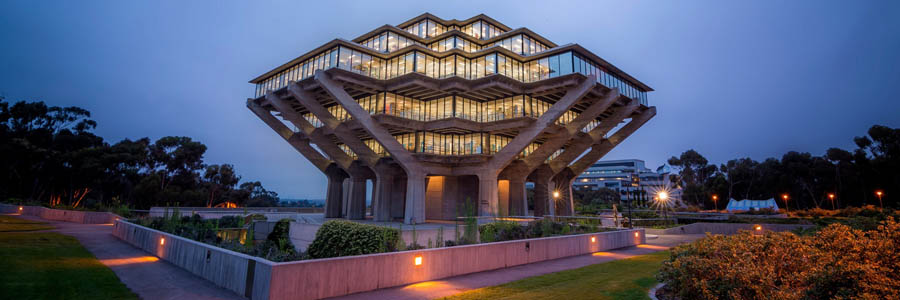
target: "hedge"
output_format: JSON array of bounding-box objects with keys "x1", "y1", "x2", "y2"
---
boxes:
[{"x1": 307, "y1": 220, "x2": 400, "y2": 259}]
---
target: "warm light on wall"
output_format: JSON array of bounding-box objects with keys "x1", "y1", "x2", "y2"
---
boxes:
[
  {"x1": 754, "y1": 225, "x2": 762, "y2": 231},
  {"x1": 634, "y1": 232, "x2": 640, "y2": 238},
  {"x1": 591, "y1": 236, "x2": 596, "y2": 243},
  {"x1": 19, "y1": 206, "x2": 23, "y2": 211},
  {"x1": 160, "y1": 238, "x2": 165, "y2": 245},
  {"x1": 414, "y1": 256, "x2": 423, "y2": 266}
]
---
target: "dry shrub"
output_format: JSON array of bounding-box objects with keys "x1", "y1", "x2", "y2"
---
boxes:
[{"x1": 658, "y1": 218, "x2": 900, "y2": 300}]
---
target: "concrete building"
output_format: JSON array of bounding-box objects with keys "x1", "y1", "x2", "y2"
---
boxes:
[
  {"x1": 247, "y1": 13, "x2": 655, "y2": 224},
  {"x1": 574, "y1": 160, "x2": 681, "y2": 205}
]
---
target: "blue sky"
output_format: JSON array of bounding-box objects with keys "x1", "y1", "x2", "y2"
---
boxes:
[{"x1": 2, "y1": 0, "x2": 899, "y2": 199}]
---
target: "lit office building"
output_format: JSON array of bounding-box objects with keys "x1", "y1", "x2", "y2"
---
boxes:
[
  {"x1": 574, "y1": 160, "x2": 681, "y2": 204},
  {"x1": 247, "y1": 13, "x2": 655, "y2": 224}
]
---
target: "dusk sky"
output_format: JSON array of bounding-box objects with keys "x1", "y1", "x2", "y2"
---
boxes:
[{"x1": 2, "y1": 1, "x2": 898, "y2": 200}]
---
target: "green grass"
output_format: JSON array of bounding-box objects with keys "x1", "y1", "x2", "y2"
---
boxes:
[
  {"x1": 0, "y1": 218, "x2": 138, "y2": 299},
  {"x1": 0, "y1": 215, "x2": 54, "y2": 232},
  {"x1": 440, "y1": 251, "x2": 669, "y2": 300}
]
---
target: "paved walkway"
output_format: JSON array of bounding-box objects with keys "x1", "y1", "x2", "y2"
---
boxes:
[
  {"x1": 8, "y1": 214, "x2": 243, "y2": 300},
  {"x1": 331, "y1": 234, "x2": 704, "y2": 300}
]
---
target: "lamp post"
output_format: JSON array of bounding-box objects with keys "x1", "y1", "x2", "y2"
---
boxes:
[
  {"x1": 782, "y1": 194, "x2": 789, "y2": 212},
  {"x1": 712, "y1": 194, "x2": 719, "y2": 212},
  {"x1": 875, "y1": 190, "x2": 883, "y2": 209},
  {"x1": 658, "y1": 191, "x2": 669, "y2": 225},
  {"x1": 828, "y1": 193, "x2": 835, "y2": 210}
]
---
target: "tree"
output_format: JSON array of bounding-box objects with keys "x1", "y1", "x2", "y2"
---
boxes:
[
  {"x1": 204, "y1": 164, "x2": 240, "y2": 207},
  {"x1": 668, "y1": 150, "x2": 717, "y2": 206}
]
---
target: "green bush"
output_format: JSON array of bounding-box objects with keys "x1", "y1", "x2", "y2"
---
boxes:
[{"x1": 307, "y1": 220, "x2": 400, "y2": 258}]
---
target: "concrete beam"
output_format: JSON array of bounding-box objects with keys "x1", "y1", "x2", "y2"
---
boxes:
[
  {"x1": 547, "y1": 100, "x2": 640, "y2": 174},
  {"x1": 246, "y1": 101, "x2": 331, "y2": 173},
  {"x1": 288, "y1": 83, "x2": 382, "y2": 167},
  {"x1": 522, "y1": 88, "x2": 619, "y2": 169},
  {"x1": 486, "y1": 75, "x2": 596, "y2": 172},
  {"x1": 567, "y1": 107, "x2": 657, "y2": 176},
  {"x1": 265, "y1": 93, "x2": 355, "y2": 169}
]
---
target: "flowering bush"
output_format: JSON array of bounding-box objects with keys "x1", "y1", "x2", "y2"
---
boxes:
[{"x1": 658, "y1": 218, "x2": 900, "y2": 300}]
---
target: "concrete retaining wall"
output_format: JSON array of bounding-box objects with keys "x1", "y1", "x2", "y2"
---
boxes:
[
  {"x1": 113, "y1": 220, "x2": 274, "y2": 300},
  {"x1": 115, "y1": 218, "x2": 643, "y2": 300},
  {"x1": 267, "y1": 228, "x2": 645, "y2": 300},
  {"x1": 1, "y1": 203, "x2": 120, "y2": 224},
  {"x1": 651, "y1": 222, "x2": 815, "y2": 235}
]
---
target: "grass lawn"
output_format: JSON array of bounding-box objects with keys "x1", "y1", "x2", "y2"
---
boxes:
[
  {"x1": 0, "y1": 216, "x2": 138, "y2": 299},
  {"x1": 0, "y1": 215, "x2": 54, "y2": 232},
  {"x1": 440, "y1": 251, "x2": 669, "y2": 300}
]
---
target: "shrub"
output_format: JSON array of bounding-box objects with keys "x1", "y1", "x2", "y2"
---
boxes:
[
  {"x1": 307, "y1": 220, "x2": 400, "y2": 258},
  {"x1": 658, "y1": 217, "x2": 900, "y2": 300}
]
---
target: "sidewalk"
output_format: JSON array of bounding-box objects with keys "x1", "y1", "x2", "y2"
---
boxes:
[
  {"x1": 10, "y1": 214, "x2": 243, "y2": 300},
  {"x1": 331, "y1": 234, "x2": 703, "y2": 300}
]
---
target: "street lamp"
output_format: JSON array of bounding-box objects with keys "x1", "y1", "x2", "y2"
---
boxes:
[
  {"x1": 781, "y1": 194, "x2": 789, "y2": 212},
  {"x1": 553, "y1": 190, "x2": 560, "y2": 199},
  {"x1": 828, "y1": 193, "x2": 835, "y2": 210},
  {"x1": 712, "y1": 194, "x2": 719, "y2": 212},
  {"x1": 658, "y1": 191, "x2": 669, "y2": 224},
  {"x1": 875, "y1": 190, "x2": 883, "y2": 209}
]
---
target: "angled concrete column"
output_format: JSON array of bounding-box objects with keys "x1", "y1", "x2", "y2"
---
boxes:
[
  {"x1": 324, "y1": 165, "x2": 348, "y2": 218},
  {"x1": 247, "y1": 101, "x2": 331, "y2": 172},
  {"x1": 404, "y1": 171, "x2": 427, "y2": 224}
]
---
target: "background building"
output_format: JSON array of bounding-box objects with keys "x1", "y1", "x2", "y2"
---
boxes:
[
  {"x1": 574, "y1": 159, "x2": 681, "y2": 205},
  {"x1": 247, "y1": 13, "x2": 655, "y2": 223}
]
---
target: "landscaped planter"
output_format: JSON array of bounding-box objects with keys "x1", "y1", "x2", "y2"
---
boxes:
[{"x1": 113, "y1": 219, "x2": 645, "y2": 300}]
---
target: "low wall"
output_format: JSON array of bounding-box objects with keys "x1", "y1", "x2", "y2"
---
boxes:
[
  {"x1": 267, "y1": 228, "x2": 644, "y2": 300},
  {"x1": 149, "y1": 207, "x2": 324, "y2": 219},
  {"x1": 650, "y1": 222, "x2": 815, "y2": 235},
  {"x1": 113, "y1": 220, "x2": 273, "y2": 300},
  {"x1": 0, "y1": 203, "x2": 120, "y2": 224},
  {"x1": 115, "y1": 218, "x2": 644, "y2": 300}
]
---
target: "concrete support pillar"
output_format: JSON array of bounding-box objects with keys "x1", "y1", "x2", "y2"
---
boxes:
[
  {"x1": 391, "y1": 176, "x2": 407, "y2": 219},
  {"x1": 507, "y1": 177, "x2": 528, "y2": 216},
  {"x1": 477, "y1": 172, "x2": 499, "y2": 217},
  {"x1": 404, "y1": 171, "x2": 427, "y2": 224},
  {"x1": 553, "y1": 172, "x2": 576, "y2": 216},
  {"x1": 373, "y1": 173, "x2": 394, "y2": 222},
  {"x1": 324, "y1": 166, "x2": 348, "y2": 218},
  {"x1": 346, "y1": 176, "x2": 367, "y2": 220},
  {"x1": 530, "y1": 167, "x2": 555, "y2": 217}
]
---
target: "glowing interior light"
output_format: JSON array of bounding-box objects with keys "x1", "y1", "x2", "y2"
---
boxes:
[
  {"x1": 160, "y1": 238, "x2": 165, "y2": 245},
  {"x1": 755, "y1": 225, "x2": 762, "y2": 231},
  {"x1": 591, "y1": 236, "x2": 596, "y2": 243},
  {"x1": 414, "y1": 256, "x2": 423, "y2": 266},
  {"x1": 19, "y1": 206, "x2": 23, "y2": 211}
]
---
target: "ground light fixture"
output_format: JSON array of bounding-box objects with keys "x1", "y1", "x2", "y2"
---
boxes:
[
  {"x1": 755, "y1": 225, "x2": 762, "y2": 231},
  {"x1": 634, "y1": 232, "x2": 640, "y2": 238},
  {"x1": 414, "y1": 256, "x2": 423, "y2": 266},
  {"x1": 591, "y1": 236, "x2": 596, "y2": 243},
  {"x1": 19, "y1": 206, "x2": 23, "y2": 211},
  {"x1": 160, "y1": 237, "x2": 165, "y2": 245}
]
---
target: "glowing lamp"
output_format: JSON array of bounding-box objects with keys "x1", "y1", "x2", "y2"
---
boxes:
[
  {"x1": 414, "y1": 256, "x2": 422, "y2": 266},
  {"x1": 19, "y1": 206, "x2": 23, "y2": 211},
  {"x1": 160, "y1": 238, "x2": 165, "y2": 245},
  {"x1": 552, "y1": 191, "x2": 560, "y2": 199},
  {"x1": 591, "y1": 236, "x2": 596, "y2": 243},
  {"x1": 782, "y1": 194, "x2": 789, "y2": 200},
  {"x1": 754, "y1": 225, "x2": 762, "y2": 231},
  {"x1": 634, "y1": 232, "x2": 640, "y2": 238},
  {"x1": 658, "y1": 191, "x2": 669, "y2": 201},
  {"x1": 876, "y1": 191, "x2": 883, "y2": 197}
]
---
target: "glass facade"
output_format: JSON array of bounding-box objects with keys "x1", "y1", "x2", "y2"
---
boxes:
[
  {"x1": 404, "y1": 19, "x2": 448, "y2": 38},
  {"x1": 255, "y1": 46, "x2": 648, "y2": 107},
  {"x1": 460, "y1": 20, "x2": 505, "y2": 40},
  {"x1": 360, "y1": 32, "x2": 424, "y2": 53},
  {"x1": 493, "y1": 34, "x2": 549, "y2": 55},
  {"x1": 334, "y1": 132, "x2": 547, "y2": 158}
]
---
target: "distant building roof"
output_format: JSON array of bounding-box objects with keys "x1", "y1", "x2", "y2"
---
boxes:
[{"x1": 725, "y1": 199, "x2": 780, "y2": 212}]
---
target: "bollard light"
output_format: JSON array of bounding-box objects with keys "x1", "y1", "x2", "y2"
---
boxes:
[{"x1": 414, "y1": 255, "x2": 423, "y2": 266}]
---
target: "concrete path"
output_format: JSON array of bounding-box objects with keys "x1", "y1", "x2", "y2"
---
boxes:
[
  {"x1": 331, "y1": 234, "x2": 705, "y2": 300},
  {"x1": 9, "y1": 214, "x2": 243, "y2": 300}
]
